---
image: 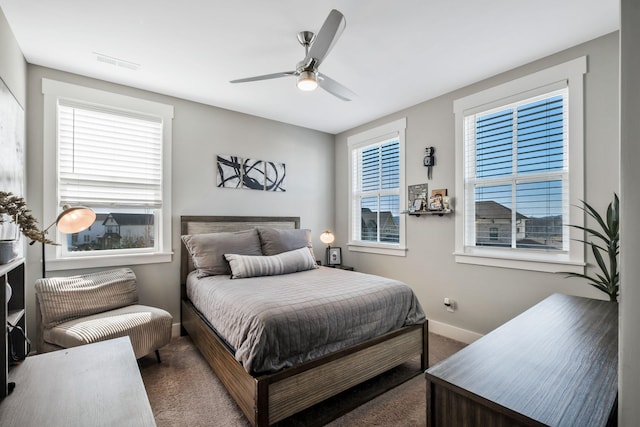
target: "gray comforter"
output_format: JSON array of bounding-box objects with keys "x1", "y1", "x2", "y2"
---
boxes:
[{"x1": 186, "y1": 266, "x2": 425, "y2": 373}]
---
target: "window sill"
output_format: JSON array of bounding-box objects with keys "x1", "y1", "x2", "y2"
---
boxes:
[
  {"x1": 454, "y1": 250, "x2": 584, "y2": 274},
  {"x1": 348, "y1": 243, "x2": 407, "y2": 257},
  {"x1": 46, "y1": 252, "x2": 173, "y2": 272}
]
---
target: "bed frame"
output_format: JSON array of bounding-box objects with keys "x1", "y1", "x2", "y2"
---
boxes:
[{"x1": 180, "y1": 215, "x2": 428, "y2": 426}]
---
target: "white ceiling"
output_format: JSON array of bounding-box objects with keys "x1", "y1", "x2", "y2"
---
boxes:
[{"x1": 0, "y1": 1, "x2": 619, "y2": 134}]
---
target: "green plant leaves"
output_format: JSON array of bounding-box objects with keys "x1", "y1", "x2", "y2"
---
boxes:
[{"x1": 561, "y1": 193, "x2": 619, "y2": 302}]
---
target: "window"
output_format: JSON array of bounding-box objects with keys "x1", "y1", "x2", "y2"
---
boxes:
[
  {"x1": 468, "y1": 89, "x2": 567, "y2": 250},
  {"x1": 42, "y1": 79, "x2": 173, "y2": 270},
  {"x1": 348, "y1": 118, "x2": 406, "y2": 256},
  {"x1": 454, "y1": 57, "x2": 586, "y2": 273},
  {"x1": 489, "y1": 227, "x2": 499, "y2": 241}
]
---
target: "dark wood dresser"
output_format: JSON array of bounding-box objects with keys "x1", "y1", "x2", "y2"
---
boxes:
[{"x1": 425, "y1": 293, "x2": 618, "y2": 426}]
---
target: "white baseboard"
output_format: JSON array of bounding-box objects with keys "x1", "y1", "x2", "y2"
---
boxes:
[
  {"x1": 428, "y1": 320, "x2": 483, "y2": 344},
  {"x1": 171, "y1": 323, "x2": 182, "y2": 338}
]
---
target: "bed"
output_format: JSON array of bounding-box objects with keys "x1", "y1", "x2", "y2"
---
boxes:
[{"x1": 180, "y1": 215, "x2": 428, "y2": 426}]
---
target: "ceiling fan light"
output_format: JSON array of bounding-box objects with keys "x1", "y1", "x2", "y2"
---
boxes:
[{"x1": 297, "y1": 71, "x2": 318, "y2": 91}]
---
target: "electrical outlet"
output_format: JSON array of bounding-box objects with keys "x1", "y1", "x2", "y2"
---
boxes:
[{"x1": 443, "y1": 297, "x2": 455, "y2": 313}]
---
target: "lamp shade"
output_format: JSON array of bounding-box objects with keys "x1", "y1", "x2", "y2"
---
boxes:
[
  {"x1": 320, "y1": 230, "x2": 335, "y2": 246},
  {"x1": 56, "y1": 205, "x2": 96, "y2": 234}
]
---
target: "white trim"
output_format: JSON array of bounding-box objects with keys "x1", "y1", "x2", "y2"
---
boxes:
[
  {"x1": 42, "y1": 78, "x2": 174, "y2": 117},
  {"x1": 46, "y1": 252, "x2": 173, "y2": 271},
  {"x1": 453, "y1": 251, "x2": 584, "y2": 273},
  {"x1": 428, "y1": 320, "x2": 483, "y2": 344},
  {"x1": 453, "y1": 57, "x2": 587, "y2": 273},
  {"x1": 347, "y1": 243, "x2": 407, "y2": 256},
  {"x1": 42, "y1": 78, "x2": 174, "y2": 271},
  {"x1": 347, "y1": 118, "x2": 407, "y2": 147},
  {"x1": 453, "y1": 57, "x2": 586, "y2": 114}
]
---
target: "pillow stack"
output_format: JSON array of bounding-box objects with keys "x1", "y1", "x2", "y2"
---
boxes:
[{"x1": 182, "y1": 226, "x2": 318, "y2": 278}]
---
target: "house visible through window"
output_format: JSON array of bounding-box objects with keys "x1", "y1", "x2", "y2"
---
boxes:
[
  {"x1": 348, "y1": 118, "x2": 406, "y2": 256},
  {"x1": 467, "y1": 89, "x2": 567, "y2": 251},
  {"x1": 454, "y1": 57, "x2": 587, "y2": 273},
  {"x1": 42, "y1": 79, "x2": 173, "y2": 270}
]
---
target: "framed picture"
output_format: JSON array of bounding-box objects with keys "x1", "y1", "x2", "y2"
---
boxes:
[
  {"x1": 242, "y1": 158, "x2": 265, "y2": 190},
  {"x1": 408, "y1": 183, "x2": 428, "y2": 210},
  {"x1": 429, "y1": 188, "x2": 447, "y2": 210},
  {"x1": 217, "y1": 155, "x2": 243, "y2": 188},
  {"x1": 431, "y1": 188, "x2": 447, "y2": 198},
  {"x1": 327, "y1": 247, "x2": 342, "y2": 265},
  {"x1": 265, "y1": 161, "x2": 286, "y2": 192}
]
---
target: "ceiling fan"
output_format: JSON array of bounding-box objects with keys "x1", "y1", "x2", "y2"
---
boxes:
[{"x1": 230, "y1": 9, "x2": 356, "y2": 101}]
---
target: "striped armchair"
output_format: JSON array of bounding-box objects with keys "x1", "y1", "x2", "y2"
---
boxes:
[{"x1": 35, "y1": 268, "x2": 172, "y2": 362}]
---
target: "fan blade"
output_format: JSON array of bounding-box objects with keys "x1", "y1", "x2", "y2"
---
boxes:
[
  {"x1": 303, "y1": 9, "x2": 346, "y2": 68},
  {"x1": 230, "y1": 71, "x2": 296, "y2": 84},
  {"x1": 317, "y1": 73, "x2": 355, "y2": 101}
]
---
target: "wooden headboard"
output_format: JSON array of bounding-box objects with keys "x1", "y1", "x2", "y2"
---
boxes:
[{"x1": 179, "y1": 215, "x2": 300, "y2": 288}]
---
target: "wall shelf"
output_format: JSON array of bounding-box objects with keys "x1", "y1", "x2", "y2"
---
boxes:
[{"x1": 407, "y1": 209, "x2": 452, "y2": 217}]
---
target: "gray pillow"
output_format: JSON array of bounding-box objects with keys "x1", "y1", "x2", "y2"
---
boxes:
[
  {"x1": 225, "y1": 247, "x2": 317, "y2": 279},
  {"x1": 257, "y1": 227, "x2": 313, "y2": 256},
  {"x1": 182, "y1": 229, "x2": 262, "y2": 277}
]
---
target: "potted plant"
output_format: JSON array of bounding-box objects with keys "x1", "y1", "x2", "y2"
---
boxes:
[
  {"x1": 562, "y1": 193, "x2": 619, "y2": 302},
  {"x1": 0, "y1": 191, "x2": 53, "y2": 264}
]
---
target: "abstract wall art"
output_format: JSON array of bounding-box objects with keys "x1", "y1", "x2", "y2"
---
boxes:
[
  {"x1": 242, "y1": 158, "x2": 266, "y2": 190},
  {"x1": 216, "y1": 155, "x2": 286, "y2": 192},
  {"x1": 216, "y1": 155, "x2": 243, "y2": 188},
  {"x1": 265, "y1": 161, "x2": 286, "y2": 192}
]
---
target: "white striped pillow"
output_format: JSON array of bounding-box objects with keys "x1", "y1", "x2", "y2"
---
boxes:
[{"x1": 224, "y1": 247, "x2": 317, "y2": 279}]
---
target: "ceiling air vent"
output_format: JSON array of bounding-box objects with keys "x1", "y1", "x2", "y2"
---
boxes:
[{"x1": 94, "y1": 52, "x2": 140, "y2": 71}]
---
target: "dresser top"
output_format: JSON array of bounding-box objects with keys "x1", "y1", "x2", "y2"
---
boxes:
[
  {"x1": 426, "y1": 293, "x2": 618, "y2": 426},
  {"x1": 0, "y1": 337, "x2": 156, "y2": 427}
]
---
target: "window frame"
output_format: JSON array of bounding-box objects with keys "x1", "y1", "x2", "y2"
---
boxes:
[
  {"x1": 347, "y1": 117, "x2": 406, "y2": 256},
  {"x1": 453, "y1": 57, "x2": 587, "y2": 273},
  {"x1": 42, "y1": 79, "x2": 174, "y2": 271}
]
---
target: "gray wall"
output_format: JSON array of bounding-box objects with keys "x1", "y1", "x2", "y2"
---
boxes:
[
  {"x1": 619, "y1": 0, "x2": 639, "y2": 423},
  {"x1": 22, "y1": 65, "x2": 335, "y2": 335},
  {"x1": 0, "y1": 8, "x2": 25, "y2": 107},
  {"x1": 335, "y1": 32, "x2": 620, "y2": 340}
]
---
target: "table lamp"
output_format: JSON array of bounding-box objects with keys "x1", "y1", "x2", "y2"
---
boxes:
[{"x1": 320, "y1": 230, "x2": 335, "y2": 266}]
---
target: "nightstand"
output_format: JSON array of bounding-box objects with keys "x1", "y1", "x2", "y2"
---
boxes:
[{"x1": 326, "y1": 264, "x2": 354, "y2": 271}]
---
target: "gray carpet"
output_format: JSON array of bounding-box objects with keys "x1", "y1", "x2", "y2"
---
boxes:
[{"x1": 139, "y1": 333, "x2": 465, "y2": 426}]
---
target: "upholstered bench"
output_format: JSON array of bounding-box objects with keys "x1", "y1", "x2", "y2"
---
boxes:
[{"x1": 35, "y1": 268, "x2": 172, "y2": 361}]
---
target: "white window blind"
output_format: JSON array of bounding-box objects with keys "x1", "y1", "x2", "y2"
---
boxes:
[
  {"x1": 58, "y1": 101, "x2": 163, "y2": 208},
  {"x1": 352, "y1": 137, "x2": 400, "y2": 244},
  {"x1": 463, "y1": 88, "x2": 569, "y2": 252}
]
